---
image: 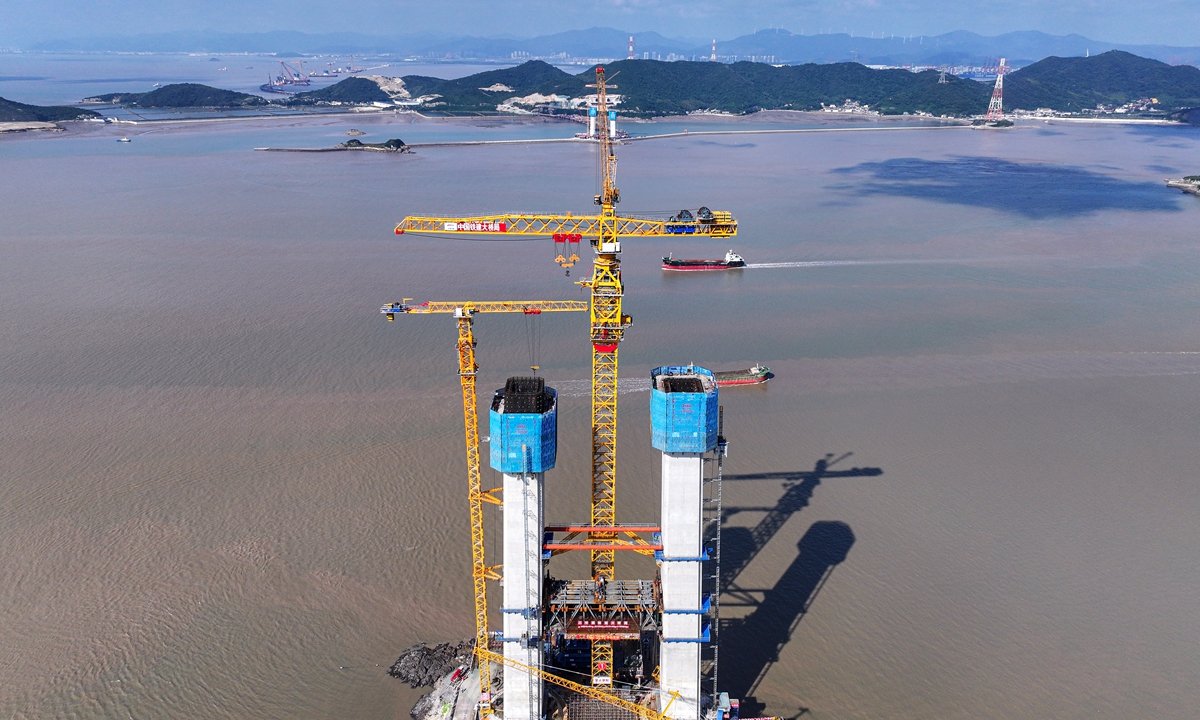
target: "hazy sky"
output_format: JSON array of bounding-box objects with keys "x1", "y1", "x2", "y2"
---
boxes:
[{"x1": 2, "y1": 0, "x2": 1198, "y2": 47}]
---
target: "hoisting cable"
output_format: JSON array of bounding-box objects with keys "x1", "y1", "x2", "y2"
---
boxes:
[{"x1": 525, "y1": 313, "x2": 541, "y2": 373}]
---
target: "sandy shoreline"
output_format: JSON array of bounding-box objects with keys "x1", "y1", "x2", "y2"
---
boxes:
[
  {"x1": 10, "y1": 108, "x2": 1186, "y2": 149},
  {"x1": 11, "y1": 109, "x2": 967, "y2": 137},
  {"x1": 0, "y1": 121, "x2": 62, "y2": 133}
]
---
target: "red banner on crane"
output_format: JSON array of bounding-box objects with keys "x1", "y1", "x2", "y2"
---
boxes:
[{"x1": 443, "y1": 221, "x2": 508, "y2": 232}]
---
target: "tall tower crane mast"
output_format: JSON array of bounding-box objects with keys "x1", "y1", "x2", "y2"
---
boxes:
[
  {"x1": 392, "y1": 67, "x2": 738, "y2": 689},
  {"x1": 382, "y1": 299, "x2": 588, "y2": 715}
]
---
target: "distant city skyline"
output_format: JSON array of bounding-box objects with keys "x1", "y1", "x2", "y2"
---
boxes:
[{"x1": 2, "y1": 0, "x2": 1198, "y2": 48}]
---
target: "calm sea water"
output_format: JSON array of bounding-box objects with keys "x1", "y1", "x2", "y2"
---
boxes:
[{"x1": 3, "y1": 70, "x2": 1200, "y2": 719}]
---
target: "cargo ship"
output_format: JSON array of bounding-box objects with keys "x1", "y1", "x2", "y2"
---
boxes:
[
  {"x1": 662, "y1": 250, "x2": 746, "y2": 271},
  {"x1": 713, "y1": 364, "x2": 770, "y2": 386}
]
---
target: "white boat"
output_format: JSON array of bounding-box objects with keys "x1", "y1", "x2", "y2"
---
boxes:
[{"x1": 118, "y1": 137, "x2": 131, "y2": 143}]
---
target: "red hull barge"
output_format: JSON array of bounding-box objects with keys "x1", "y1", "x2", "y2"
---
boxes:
[
  {"x1": 713, "y1": 364, "x2": 770, "y2": 387},
  {"x1": 662, "y1": 250, "x2": 745, "y2": 271}
]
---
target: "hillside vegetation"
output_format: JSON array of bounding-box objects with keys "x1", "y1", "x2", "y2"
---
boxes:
[
  {"x1": 288, "y1": 77, "x2": 393, "y2": 105},
  {"x1": 365, "y1": 59, "x2": 991, "y2": 116},
  {"x1": 596, "y1": 60, "x2": 990, "y2": 116},
  {"x1": 397, "y1": 61, "x2": 587, "y2": 109},
  {"x1": 1005, "y1": 51, "x2": 1200, "y2": 111},
  {"x1": 0, "y1": 96, "x2": 100, "y2": 122},
  {"x1": 85, "y1": 83, "x2": 266, "y2": 108},
  {"x1": 75, "y1": 51, "x2": 1200, "y2": 119}
]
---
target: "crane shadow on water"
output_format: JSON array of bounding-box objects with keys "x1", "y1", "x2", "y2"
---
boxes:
[{"x1": 711, "y1": 455, "x2": 880, "y2": 716}]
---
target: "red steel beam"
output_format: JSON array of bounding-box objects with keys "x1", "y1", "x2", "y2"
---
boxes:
[
  {"x1": 544, "y1": 525, "x2": 660, "y2": 533},
  {"x1": 543, "y1": 543, "x2": 663, "y2": 551}
]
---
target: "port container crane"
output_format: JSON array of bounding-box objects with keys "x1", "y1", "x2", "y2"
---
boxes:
[
  {"x1": 393, "y1": 66, "x2": 738, "y2": 688},
  {"x1": 382, "y1": 299, "x2": 587, "y2": 716}
]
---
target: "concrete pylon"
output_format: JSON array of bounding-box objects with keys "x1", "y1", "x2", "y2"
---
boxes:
[
  {"x1": 490, "y1": 377, "x2": 557, "y2": 720},
  {"x1": 650, "y1": 366, "x2": 718, "y2": 720}
]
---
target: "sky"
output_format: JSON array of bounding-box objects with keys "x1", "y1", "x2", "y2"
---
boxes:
[{"x1": 1, "y1": 0, "x2": 1198, "y2": 47}]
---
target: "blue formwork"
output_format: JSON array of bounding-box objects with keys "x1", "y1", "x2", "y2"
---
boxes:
[
  {"x1": 650, "y1": 366, "x2": 719, "y2": 453},
  {"x1": 488, "y1": 389, "x2": 557, "y2": 473}
]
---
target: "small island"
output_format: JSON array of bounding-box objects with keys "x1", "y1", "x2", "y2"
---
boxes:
[
  {"x1": 1, "y1": 96, "x2": 100, "y2": 132},
  {"x1": 1166, "y1": 176, "x2": 1200, "y2": 196},
  {"x1": 83, "y1": 83, "x2": 267, "y2": 108},
  {"x1": 257, "y1": 138, "x2": 411, "y2": 153}
]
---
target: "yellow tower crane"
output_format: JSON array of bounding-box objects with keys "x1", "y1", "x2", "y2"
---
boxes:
[
  {"x1": 383, "y1": 299, "x2": 588, "y2": 716},
  {"x1": 392, "y1": 66, "x2": 738, "y2": 688}
]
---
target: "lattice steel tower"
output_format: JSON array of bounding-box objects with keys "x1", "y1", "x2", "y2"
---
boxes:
[{"x1": 985, "y1": 58, "x2": 1007, "y2": 121}]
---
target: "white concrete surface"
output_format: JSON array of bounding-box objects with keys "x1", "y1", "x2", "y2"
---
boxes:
[
  {"x1": 659, "y1": 452, "x2": 703, "y2": 720},
  {"x1": 502, "y1": 470, "x2": 544, "y2": 720}
]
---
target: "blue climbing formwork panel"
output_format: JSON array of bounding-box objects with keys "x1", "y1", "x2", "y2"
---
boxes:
[
  {"x1": 489, "y1": 384, "x2": 557, "y2": 473},
  {"x1": 650, "y1": 365, "x2": 719, "y2": 453}
]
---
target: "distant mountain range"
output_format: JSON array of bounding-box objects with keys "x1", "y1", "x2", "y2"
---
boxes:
[
  {"x1": 70, "y1": 50, "x2": 1200, "y2": 119},
  {"x1": 392, "y1": 51, "x2": 1200, "y2": 116},
  {"x1": 28, "y1": 27, "x2": 1200, "y2": 68}
]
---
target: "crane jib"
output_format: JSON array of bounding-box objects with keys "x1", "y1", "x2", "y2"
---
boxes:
[{"x1": 394, "y1": 215, "x2": 737, "y2": 238}]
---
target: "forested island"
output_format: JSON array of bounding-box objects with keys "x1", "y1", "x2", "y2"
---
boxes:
[
  {"x1": 353, "y1": 59, "x2": 993, "y2": 116},
  {"x1": 32, "y1": 49, "x2": 1200, "y2": 121},
  {"x1": 298, "y1": 50, "x2": 1200, "y2": 118},
  {"x1": 0, "y1": 96, "x2": 100, "y2": 122},
  {"x1": 84, "y1": 83, "x2": 268, "y2": 108}
]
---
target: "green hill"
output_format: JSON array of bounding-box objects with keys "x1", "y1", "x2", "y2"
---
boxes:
[
  {"x1": 0, "y1": 96, "x2": 100, "y2": 122},
  {"x1": 70, "y1": 52, "x2": 1200, "y2": 118},
  {"x1": 1005, "y1": 51, "x2": 1200, "y2": 111},
  {"x1": 387, "y1": 59, "x2": 989, "y2": 117},
  {"x1": 596, "y1": 60, "x2": 990, "y2": 116},
  {"x1": 1171, "y1": 107, "x2": 1200, "y2": 124},
  {"x1": 288, "y1": 77, "x2": 392, "y2": 105},
  {"x1": 84, "y1": 83, "x2": 267, "y2": 108},
  {"x1": 397, "y1": 61, "x2": 582, "y2": 109}
]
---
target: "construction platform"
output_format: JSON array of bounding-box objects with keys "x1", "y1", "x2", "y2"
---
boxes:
[{"x1": 545, "y1": 579, "x2": 661, "y2": 637}]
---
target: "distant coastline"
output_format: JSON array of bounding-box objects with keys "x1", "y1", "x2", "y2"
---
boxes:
[{"x1": 25, "y1": 51, "x2": 1197, "y2": 124}]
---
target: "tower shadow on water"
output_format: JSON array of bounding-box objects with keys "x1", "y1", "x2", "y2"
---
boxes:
[
  {"x1": 720, "y1": 521, "x2": 856, "y2": 716},
  {"x1": 717, "y1": 455, "x2": 879, "y2": 595},
  {"x1": 708, "y1": 455, "x2": 879, "y2": 716}
]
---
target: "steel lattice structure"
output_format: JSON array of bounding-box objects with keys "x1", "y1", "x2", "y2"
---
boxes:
[
  {"x1": 391, "y1": 66, "x2": 738, "y2": 694},
  {"x1": 382, "y1": 299, "x2": 587, "y2": 715},
  {"x1": 477, "y1": 649, "x2": 681, "y2": 720},
  {"x1": 985, "y1": 58, "x2": 1007, "y2": 121}
]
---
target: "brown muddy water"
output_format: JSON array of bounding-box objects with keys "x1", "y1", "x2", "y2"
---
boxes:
[{"x1": 2, "y1": 114, "x2": 1200, "y2": 719}]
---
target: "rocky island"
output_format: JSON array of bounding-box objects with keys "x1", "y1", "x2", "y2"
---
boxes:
[{"x1": 1166, "y1": 176, "x2": 1200, "y2": 196}]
